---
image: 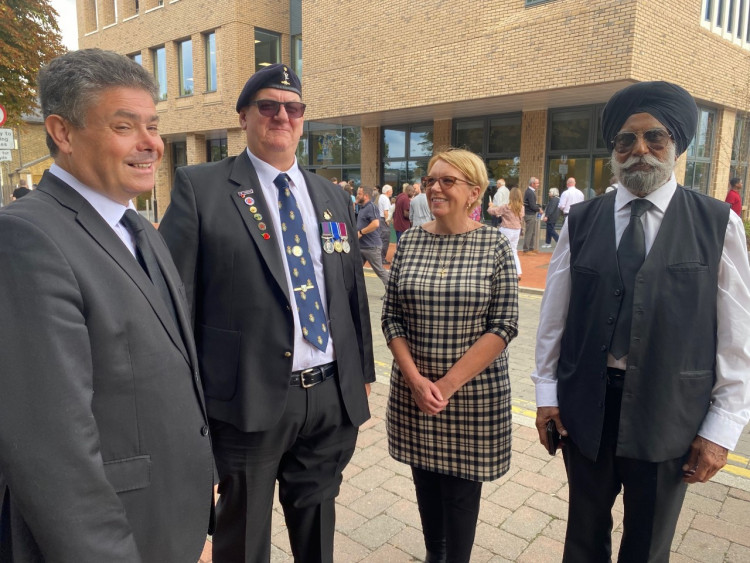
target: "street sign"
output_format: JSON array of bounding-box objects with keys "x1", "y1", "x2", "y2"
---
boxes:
[
  {"x1": 0, "y1": 149, "x2": 12, "y2": 162},
  {"x1": 0, "y1": 128, "x2": 14, "y2": 150},
  {"x1": 0, "y1": 104, "x2": 6, "y2": 127}
]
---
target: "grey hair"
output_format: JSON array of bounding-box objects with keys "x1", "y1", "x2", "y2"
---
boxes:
[
  {"x1": 549, "y1": 188, "x2": 559, "y2": 197},
  {"x1": 38, "y1": 48, "x2": 158, "y2": 156}
]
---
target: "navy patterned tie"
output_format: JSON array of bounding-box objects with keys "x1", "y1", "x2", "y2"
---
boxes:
[
  {"x1": 274, "y1": 173, "x2": 329, "y2": 352},
  {"x1": 610, "y1": 198, "x2": 652, "y2": 359}
]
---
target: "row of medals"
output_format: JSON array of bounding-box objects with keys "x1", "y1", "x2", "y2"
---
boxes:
[{"x1": 321, "y1": 226, "x2": 351, "y2": 255}]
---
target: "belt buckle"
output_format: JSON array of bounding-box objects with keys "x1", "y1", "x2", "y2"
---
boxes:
[{"x1": 300, "y1": 368, "x2": 317, "y2": 389}]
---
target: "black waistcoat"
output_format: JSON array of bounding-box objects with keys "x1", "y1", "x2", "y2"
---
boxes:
[{"x1": 558, "y1": 187, "x2": 728, "y2": 462}]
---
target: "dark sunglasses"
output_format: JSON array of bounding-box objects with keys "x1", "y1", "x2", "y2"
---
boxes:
[
  {"x1": 612, "y1": 128, "x2": 672, "y2": 153},
  {"x1": 248, "y1": 99, "x2": 306, "y2": 119},
  {"x1": 421, "y1": 176, "x2": 475, "y2": 189}
]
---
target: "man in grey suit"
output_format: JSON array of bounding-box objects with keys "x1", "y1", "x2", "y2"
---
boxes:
[
  {"x1": 0, "y1": 49, "x2": 214, "y2": 562},
  {"x1": 159, "y1": 64, "x2": 375, "y2": 562}
]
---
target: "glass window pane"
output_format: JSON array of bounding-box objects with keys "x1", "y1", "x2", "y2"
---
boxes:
[
  {"x1": 706, "y1": 0, "x2": 713, "y2": 21},
  {"x1": 696, "y1": 108, "x2": 716, "y2": 158},
  {"x1": 693, "y1": 162, "x2": 711, "y2": 193},
  {"x1": 296, "y1": 136, "x2": 309, "y2": 165},
  {"x1": 488, "y1": 116, "x2": 521, "y2": 154},
  {"x1": 254, "y1": 29, "x2": 280, "y2": 71},
  {"x1": 383, "y1": 160, "x2": 407, "y2": 187},
  {"x1": 384, "y1": 129, "x2": 406, "y2": 159},
  {"x1": 342, "y1": 127, "x2": 360, "y2": 165},
  {"x1": 487, "y1": 158, "x2": 520, "y2": 189},
  {"x1": 728, "y1": 0, "x2": 736, "y2": 32},
  {"x1": 206, "y1": 33, "x2": 217, "y2": 92},
  {"x1": 206, "y1": 138, "x2": 227, "y2": 162},
  {"x1": 408, "y1": 158, "x2": 430, "y2": 183},
  {"x1": 153, "y1": 47, "x2": 167, "y2": 101},
  {"x1": 455, "y1": 120, "x2": 483, "y2": 154},
  {"x1": 409, "y1": 125, "x2": 433, "y2": 157},
  {"x1": 179, "y1": 40, "x2": 193, "y2": 96},
  {"x1": 172, "y1": 141, "x2": 187, "y2": 175},
  {"x1": 595, "y1": 109, "x2": 607, "y2": 150},
  {"x1": 550, "y1": 110, "x2": 591, "y2": 151},
  {"x1": 311, "y1": 128, "x2": 342, "y2": 165},
  {"x1": 593, "y1": 157, "x2": 615, "y2": 196},
  {"x1": 292, "y1": 35, "x2": 302, "y2": 77},
  {"x1": 130, "y1": 52, "x2": 142, "y2": 65},
  {"x1": 546, "y1": 157, "x2": 592, "y2": 202}
]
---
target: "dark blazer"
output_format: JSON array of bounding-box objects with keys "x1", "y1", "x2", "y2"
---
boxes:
[
  {"x1": 159, "y1": 151, "x2": 375, "y2": 433},
  {"x1": 0, "y1": 172, "x2": 214, "y2": 562},
  {"x1": 524, "y1": 187, "x2": 540, "y2": 215}
]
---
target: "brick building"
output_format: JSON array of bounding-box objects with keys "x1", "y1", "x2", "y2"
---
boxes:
[{"x1": 65, "y1": 0, "x2": 750, "y2": 218}]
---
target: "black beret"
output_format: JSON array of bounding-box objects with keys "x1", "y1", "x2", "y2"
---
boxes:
[
  {"x1": 235, "y1": 64, "x2": 302, "y2": 113},
  {"x1": 601, "y1": 81, "x2": 698, "y2": 156}
]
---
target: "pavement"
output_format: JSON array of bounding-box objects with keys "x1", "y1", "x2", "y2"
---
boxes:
[{"x1": 199, "y1": 240, "x2": 750, "y2": 562}]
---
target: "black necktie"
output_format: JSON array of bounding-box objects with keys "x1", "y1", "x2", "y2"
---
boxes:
[
  {"x1": 610, "y1": 198, "x2": 652, "y2": 359},
  {"x1": 121, "y1": 209, "x2": 178, "y2": 326},
  {"x1": 274, "y1": 173, "x2": 329, "y2": 352}
]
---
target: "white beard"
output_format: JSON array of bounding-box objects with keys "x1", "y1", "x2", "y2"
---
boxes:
[{"x1": 610, "y1": 142, "x2": 676, "y2": 196}]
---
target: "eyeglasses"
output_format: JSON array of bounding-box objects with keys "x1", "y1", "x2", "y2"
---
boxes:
[
  {"x1": 421, "y1": 176, "x2": 475, "y2": 189},
  {"x1": 612, "y1": 128, "x2": 672, "y2": 153},
  {"x1": 248, "y1": 99, "x2": 307, "y2": 119}
]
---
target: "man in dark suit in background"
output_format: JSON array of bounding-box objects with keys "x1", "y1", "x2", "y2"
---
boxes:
[
  {"x1": 533, "y1": 81, "x2": 750, "y2": 562},
  {"x1": 0, "y1": 49, "x2": 214, "y2": 562},
  {"x1": 159, "y1": 64, "x2": 375, "y2": 563},
  {"x1": 522, "y1": 176, "x2": 541, "y2": 253}
]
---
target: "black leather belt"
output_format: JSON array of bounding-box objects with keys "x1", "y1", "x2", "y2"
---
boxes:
[
  {"x1": 607, "y1": 367, "x2": 626, "y2": 388},
  {"x1": 290, "y1": 362, "x2": 337, "y2": 388}
]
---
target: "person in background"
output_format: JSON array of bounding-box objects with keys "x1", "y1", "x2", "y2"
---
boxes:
[
  {"x1": 522, "y1": 177, "x2": 541, "y2": 254},
  {"x1": 489, "y1": 186, "x2": 523, "y2": 281},
  {"x1": 558, "y1": 177, "x2": 584, "y2": 218},
  {"x1": 541, "y1": 187, "x2": 561, "y2": 248},
  {"x1": 393, "y1": 183, "x2": 415, "y2": 242},
  {"x1": 356, "y1": 186, "x2": 390, "y2": 294},
  {"x1": 11, "y1": 187, "x2": 31, "y2": 200},
  {"x1": 383, "y1": 148, "x2": 518, "y2": 563},
  {"x1": 409, "y1": 181, "x2": 433, "y2": 228},
  {"x1": 378, "y1": 184, "x2": 393, "y2": 264},
  {"x1": 725, "y1": 177, "x2": 742, "y2": 216},
  {"x1": 532, "y1": 80, "x2": 750, "y2": 562},
  {"x1": 488, "y1": 178, "x2": 509, "y2": 227}
]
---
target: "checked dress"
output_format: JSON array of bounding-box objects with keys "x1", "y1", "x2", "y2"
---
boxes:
[{"x1": 382, "y1": 225, "x2": 519, "y2": 481}]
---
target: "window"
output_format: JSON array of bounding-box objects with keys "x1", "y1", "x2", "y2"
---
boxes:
[
  {"x1": 546, "y1": 105, "x2": 610, "y2": 201},
  {"x1": 152, "y1": 46, "x2": 167, "y2": 101},
  {"x1": 684, "y1": 107, "x2": 716, "y2": 193},
  {"x1": 207, "y1": 138, "x2": 227, "y2": 162},
  {"x1": 453, "y1": 114, "x2": 522, "y2": 218},
  {"x1": 297, "y1": 123, "x2": 361, "y2": 181},
  {"x1": 382, "y1": 124, "x2": 433, "y2": 187},
  {"x1": 205, "y1": 32, "x2": 217, "y2": 92},
  {"x1": 254, "y1": 29, "x2": 280, "y2": 71},
  {"x1": 172, "y1": 141, "x2": 187, "y2": 175},
  {"x1": 292, "y1": 35, "x2": 302, "y2": 77},
  {"x1": 702, "y1": 0, "x2": 750, "y2": 44},
  {"x1": 178, "y1": 39, "x2": 193, "y2": 96},
  {"x1": 129, "y1": 52, "x2": 142, "y2": 65},
  {"x1": 730, "y1": 114, "x2": 749, "y2": 195}
]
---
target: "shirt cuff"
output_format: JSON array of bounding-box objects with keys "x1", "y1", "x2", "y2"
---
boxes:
[
  {"x1": 698, "y1": 407, "x2": 747, "y2": 451},
  {"x1": 534, "y1": 381, "x2": 559, "y2": 407}
]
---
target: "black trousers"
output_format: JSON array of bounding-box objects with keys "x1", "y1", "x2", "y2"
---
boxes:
[
  {"x1": 411, "y1": 467, "x2": 483, "y2": 563},
  {"x1": 562, "y1": 378, "x2": 688, "y2": 563},
  {"x1": 210, "y1": 377, "x2": 357, "y2": 563}
]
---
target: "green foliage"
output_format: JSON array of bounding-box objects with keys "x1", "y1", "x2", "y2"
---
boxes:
[{"x1": 0, "y1": 0, "x2": 66, "y2": 127}]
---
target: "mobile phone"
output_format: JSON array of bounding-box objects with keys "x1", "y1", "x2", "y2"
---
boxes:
[{"x1": 546, "y1": 420, "x2": 561, "y2": 456}]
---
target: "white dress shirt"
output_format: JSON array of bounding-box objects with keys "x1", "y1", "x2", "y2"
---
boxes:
[
  {"x1": 493, "y1": 185, "x2": 510, "y2": 207},
  {"x1": 49, "y1": 164, "x2": 138, "y2": 257},
  {"x1": 532, "y1": 174, "x2": 750, "y2": 450},
  {"x1": 558, "y1": 186, "x2": 585, "y2": 214},
  {"x1": 246, "y1": 149, "x2": 335, "y2": 371}
]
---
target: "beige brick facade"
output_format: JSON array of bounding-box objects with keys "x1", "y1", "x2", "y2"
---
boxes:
[{"x1": 5, "y1": 0, "x2": 750, "y2": 218}]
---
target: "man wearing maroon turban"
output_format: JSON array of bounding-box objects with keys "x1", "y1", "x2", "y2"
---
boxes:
[{"x1": 532, "y1": 81, "x2": 750, "y2": 562}]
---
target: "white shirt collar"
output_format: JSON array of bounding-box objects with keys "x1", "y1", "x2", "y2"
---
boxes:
[
  {"x1": 614, "y1": 172, "x2": 677, "y2": 214},
  {"x1": 49, "y1": 164, "x2": 136, "y2": 226},
  {"x1": 245, "y1": 148, "x2": 304, "y2": 188}
]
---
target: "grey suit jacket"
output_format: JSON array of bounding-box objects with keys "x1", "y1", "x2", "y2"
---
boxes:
[
  {"x1": 0, "y1": 171, "x2": 214, "y2": 562},
  {"x1": 159, "y1": 151, "x2": 375, "y2": 433}
]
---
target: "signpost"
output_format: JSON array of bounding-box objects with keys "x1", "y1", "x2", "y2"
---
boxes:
[
  {"x1": 0, "y1": 104, "x2": 7, "y2": 127},
  {"x1": 0, "y1": 128, "x2": 14, "y2": 150}
]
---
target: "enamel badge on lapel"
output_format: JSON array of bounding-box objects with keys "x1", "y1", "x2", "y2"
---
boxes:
[
  {"x1": 238, "y1": 190, "x2": 254, "y2": 198},
  {"x1": 323, "y1": 209, "x2": 333, "y2": 221},
  {"x1": 237, "y1": 191, "x2": 270, "y2": 240}
]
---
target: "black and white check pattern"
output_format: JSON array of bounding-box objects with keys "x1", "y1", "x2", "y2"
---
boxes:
[{"x1": 382, "y1": 225, "x2": 519, "y2": 481}]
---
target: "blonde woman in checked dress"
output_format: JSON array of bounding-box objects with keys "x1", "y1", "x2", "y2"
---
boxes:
[{"x1": 382, "y1": 148, "x2": 519, "y2": 563}]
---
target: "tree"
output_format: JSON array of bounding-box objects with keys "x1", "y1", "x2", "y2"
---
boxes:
[{"x1": 0, "y1": 0, "x2": 65, "y2": 128}]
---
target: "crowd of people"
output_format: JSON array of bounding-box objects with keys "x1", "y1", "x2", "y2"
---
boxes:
[{"x1": 0, "y1": 48, "x2": 749, "y2": 563}]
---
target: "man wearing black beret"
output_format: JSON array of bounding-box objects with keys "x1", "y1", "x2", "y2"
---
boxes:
[
  {"x1": 532, "y1": 81, "x2": 750, "y2": 561},
  {"x1": 159, "y1": 64, "x2": 375, "y2": 562}
]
